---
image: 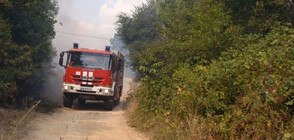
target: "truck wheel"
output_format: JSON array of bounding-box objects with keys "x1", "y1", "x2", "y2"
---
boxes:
[
  {"x1": 63, "y1": 95, "x2": 73, "y2": 108},
  {"x1": 105, "y1": 97, "x2": 114, "y2": 110},
  {"x1": 78, "y1": 99, "x2": 86, "y2": 106}
]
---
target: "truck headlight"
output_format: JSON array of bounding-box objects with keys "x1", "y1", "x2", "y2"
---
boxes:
[
  {"x1": 64, "y1": 85, "x2": 69, "y2": 90},
  {"x1": 105, "y1": 89, "x2": 109, "y2": 93}
]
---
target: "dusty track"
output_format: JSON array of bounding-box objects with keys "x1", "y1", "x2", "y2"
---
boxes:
[{"x1": 20, "y1": 77, "x2": 146, "y2": 140}]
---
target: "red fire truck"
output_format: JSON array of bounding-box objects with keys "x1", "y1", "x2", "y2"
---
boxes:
[{"x1": 59, "y1": 43, "x2": 124, "y2": 110}]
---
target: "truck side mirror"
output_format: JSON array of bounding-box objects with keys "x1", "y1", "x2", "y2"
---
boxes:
[
  {"x1": 59, "y1": 52, "x2": 64, "y2": 66},
  {"x1": 60, "y1": 52, "x2": 64, "y2": 57}
]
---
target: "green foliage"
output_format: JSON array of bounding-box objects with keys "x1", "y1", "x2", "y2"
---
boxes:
[
  {"x1": 116, "y1": 0, "x2": 294, "y2": 139},
  {"x1": 133, "y1": 24, "x2": 294, "y2": 139},
  {"x1": 220, "y1": 0, "x2": 294, "y2": 34},
  {"x1": 157, "y1": 1, "x2": 242, "y2": 66},
  {"x1": 116, "y1": 0, "x2": 160, "y2": 72},
  {"x1": 196, "y1": 25, "x2": 294, "y2": 139},
  {"x1": 0, "y1": 0, "x2": 58, "y2": 106},
  {"x1": 6, "y1": 0, "x2": 58, "y2": 46}
]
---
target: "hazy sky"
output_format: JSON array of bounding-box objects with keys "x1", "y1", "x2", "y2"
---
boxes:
[{"x1": 53, "y1": 0, "x2": 146, "y2": 54}]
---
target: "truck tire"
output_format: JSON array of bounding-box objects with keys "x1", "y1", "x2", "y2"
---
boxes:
[
  {"x1": 63, "y1": 94, "x2": 73, "y2": 108},
  {"x1": 78, "y1": 99, "x2": 86, "y2": 106},
  {"x1": 105, "y1": 97, "x2": 114, "y2": 110}
]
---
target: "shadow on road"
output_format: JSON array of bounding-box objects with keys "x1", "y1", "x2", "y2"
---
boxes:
[{"x1": 70, "y1": 100, "x2": 125, "y2": 112}]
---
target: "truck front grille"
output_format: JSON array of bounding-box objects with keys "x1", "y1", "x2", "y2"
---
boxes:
[
  {"x1": 76, "y1": 90, "x2": 96, "y2": 93},
  {"x1": 74, "y1": 79, "x2": 101, "y2": 84},
  {"x1": 81, "y1": 84, "x2": 93, "y2": 87},
  {"x1": 72, "y1": 75, "x2": 104, "y2": 85},
  {"x1": 72, "y1": 75, "x2": 103, "y2": 80}
]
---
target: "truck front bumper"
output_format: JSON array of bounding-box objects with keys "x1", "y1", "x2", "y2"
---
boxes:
[{"x1": 62, "y1": 83, "x2": 113, "y2": 96}]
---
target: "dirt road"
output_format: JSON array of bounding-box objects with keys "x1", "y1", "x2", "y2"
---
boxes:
[{"x1": 20, "y1": 74, "x2": 146, "y2": 140}]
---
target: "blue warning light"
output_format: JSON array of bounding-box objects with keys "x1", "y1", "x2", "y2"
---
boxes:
[
  {"x1": 105, "y1": 46, "x2": 111, "y2": 52},
  {"x1": 73, "y1": 43, "x2": 79, "y2": 49}
]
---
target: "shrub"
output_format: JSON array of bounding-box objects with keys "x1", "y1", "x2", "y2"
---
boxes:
[{"x1": 131, "y1": 25, "x2": 294, "y2": 139}]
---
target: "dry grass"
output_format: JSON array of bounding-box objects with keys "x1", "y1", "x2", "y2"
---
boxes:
[
  {"x1": 123, "y1": 81, "x2": 140, "y2": 113},
  {"x1": 0, "y1": 108, "x2": 26, "y2": 140},
  {"x1": 0, "y1": 101, "x2": 40, "y2": 140},
  {"x1": 9, "y1": 100, "x2": 40, "y2": 140},
  {"x1": 122, "y1": 81, "x2": 216, "y2": 140}
]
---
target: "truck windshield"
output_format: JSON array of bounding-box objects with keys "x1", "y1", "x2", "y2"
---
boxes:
[{"x1": 69, "y1": 52, "x2": 111, "y2": 70}]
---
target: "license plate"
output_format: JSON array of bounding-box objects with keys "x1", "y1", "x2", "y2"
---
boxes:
[{"x1": 80, "y1": 87, "x2": 92, "y2": 91}]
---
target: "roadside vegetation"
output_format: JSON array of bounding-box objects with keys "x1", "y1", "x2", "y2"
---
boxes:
[
  {"x1": 0, "y1": 0, "x2": 58, "y2": 107},
  {"x1": 0, "y1": 1, "x2": 57, "y2": 138},
  {"x1": 116, "y1": 0, "x2": 294, "y2": 139}
]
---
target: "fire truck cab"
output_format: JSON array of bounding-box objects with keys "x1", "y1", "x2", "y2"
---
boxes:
[{"x1": 59, "y1": 44, "x2": 124, "y2": 110}]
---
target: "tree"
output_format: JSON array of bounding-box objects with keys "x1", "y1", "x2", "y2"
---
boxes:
[
  {"x1": 116, "y1": 0, "x2": 294, "y2": 139},
  {"x1": 0, "y1": 0, "x2": 58, "y2": 106},
  {"x1": 116, "y1": 0, "x2": 160, "y2": 72},
  {"x1": 220, "y1": 0, "x2": 294, "y2": 33},
  {"x1": 157, "y1": 0, "x2": 241, "y2": 66}
]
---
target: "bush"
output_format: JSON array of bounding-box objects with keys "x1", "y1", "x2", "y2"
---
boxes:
[
  {"x1": 0, "y1": 0, "x2": 57, "y2": 107},
  {"x1": 131, "y1": 25, "x2": 294, "y2": 139},
  {"x1": 116, "y1": 0, "x2": 294, "y2": 139}
]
